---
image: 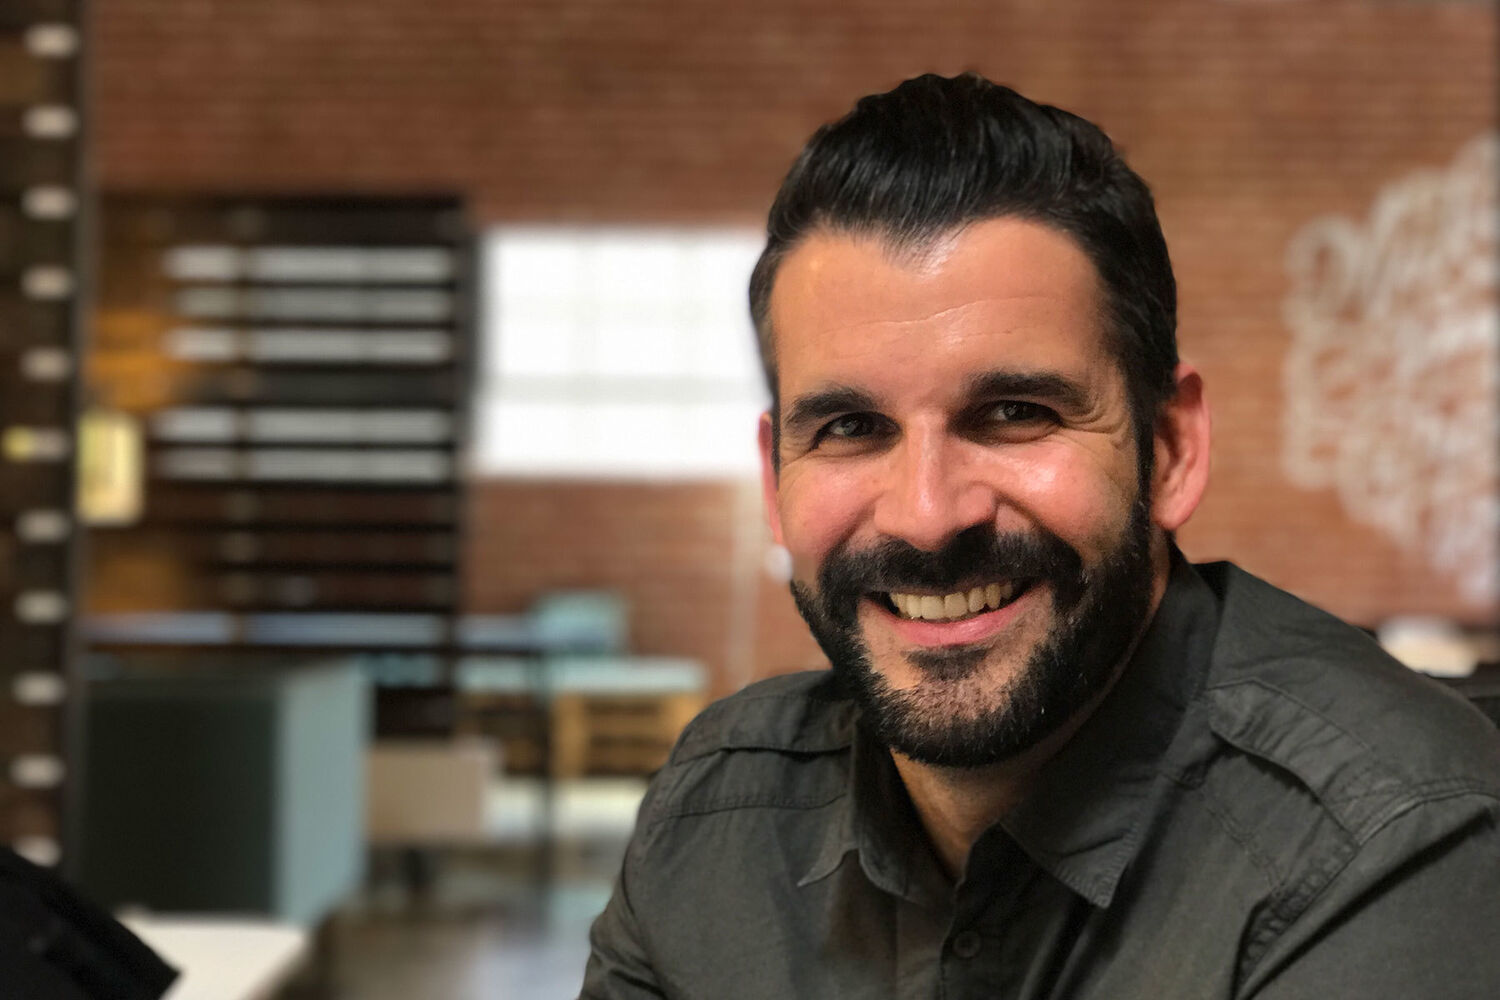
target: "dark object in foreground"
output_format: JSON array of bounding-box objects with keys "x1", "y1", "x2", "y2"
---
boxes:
[{"x1": 0, "y1": 848, "x2": 176, "y2": 1000}]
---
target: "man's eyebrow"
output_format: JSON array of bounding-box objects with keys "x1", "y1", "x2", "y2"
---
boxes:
[
  {"x1": 964, "y1": 370, "x2": 1094, "y2": 411},
  {"x1": 781, "y1": 385, "x2": 878, "y2": 435}
]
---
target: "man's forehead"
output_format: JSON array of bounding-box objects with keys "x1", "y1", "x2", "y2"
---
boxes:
[{"x1": 766, "y1": 218, "x2": 1114, "y2": 389}]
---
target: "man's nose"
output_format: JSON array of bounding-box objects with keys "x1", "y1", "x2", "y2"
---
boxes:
[{"x1": 870, "y1": 430, "x2": 997, "y2": 553}]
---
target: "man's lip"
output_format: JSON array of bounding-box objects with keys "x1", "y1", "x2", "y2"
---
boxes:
[{"x1": 862, "y1": 583, "x2": 1039, "y2": 648}]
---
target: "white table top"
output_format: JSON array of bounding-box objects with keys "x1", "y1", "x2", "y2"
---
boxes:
[{"x1": 120, "y1": 914, "x2": 310, "y2": 1000}]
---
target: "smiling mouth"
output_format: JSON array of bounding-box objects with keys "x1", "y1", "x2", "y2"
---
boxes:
[{"x1": 875, "y1": 580, "x2": 1032, "y2": 623}]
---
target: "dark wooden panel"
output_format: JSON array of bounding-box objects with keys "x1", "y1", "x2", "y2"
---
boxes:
[
  {"x1": 0, "y1": 0, "x2": 82, "y2": 859},
  {"x1": 146, "y1": 487, "x2": 458, "y2": 526},
  {"x1": 87, "y1": 196, "x2": 473, "y2": 687}
]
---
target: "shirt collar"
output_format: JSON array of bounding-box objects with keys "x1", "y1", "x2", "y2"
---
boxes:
[
  {"x1": 798, "y1": 723, "x2": 922, "y2": 901},
  {"x1": 998, "y1": 552, "x2": 1218, "y2": 907}
]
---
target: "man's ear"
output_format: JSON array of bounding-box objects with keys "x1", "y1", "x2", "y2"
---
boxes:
[
  {"x1": 758, "y1": 412, "x2": 785, "y2": 545},
  {"x1": 1149, "y1": 363, "x2": 1212, "y2": 533}
]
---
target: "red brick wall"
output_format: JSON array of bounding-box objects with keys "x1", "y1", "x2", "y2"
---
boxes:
[
  {"x1": 464, "y1": 480, "x2": 824, "y2": 696},
  {"x1": 465, "y1": 480, "x2": 808, "y2": 696},
  {"x1": 91, "y1": 1, "x2": 1498, "y2": 687}
]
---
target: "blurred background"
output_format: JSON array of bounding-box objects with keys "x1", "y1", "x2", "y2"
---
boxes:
[{"x1": 0, "y1": 0, "x2": 1495, "y2": 997}]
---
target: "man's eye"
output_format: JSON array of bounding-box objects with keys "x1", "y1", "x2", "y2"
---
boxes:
[
  {"x1": 987, "y1": 400, "x2": 1053, "y2": 423},
  {"x1": 815, "y1": 413, "x2": 884, "y2": 445},
  {"x1": 968, "y1": 400, "x2": 1059, "y2": 441}
]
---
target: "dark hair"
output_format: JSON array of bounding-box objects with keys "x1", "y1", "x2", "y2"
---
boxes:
[{"x1": 750, "y1": 72, "x2": 1178, "y2": 470}]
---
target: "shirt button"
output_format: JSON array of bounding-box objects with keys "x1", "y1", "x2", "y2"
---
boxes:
[{"x1": 951, "y1": 930, "x2": 983, "y2": 959}]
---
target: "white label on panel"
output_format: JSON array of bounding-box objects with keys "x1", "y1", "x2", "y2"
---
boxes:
[
  {"x1": 2, "y1": 427, "x2": 70, "y2": 462},
  {"x1": 238, "y1": 328, "x2": 452, "y2": 364},
  {"x1": 24, "y1": 24, "x2": 80, "y2": 58},
  {"x1": 152, "y1": 408, "x2": 240, "y2": 442},
  {"x1": 15, "y1": 591, "x2": 68, "y2": 624},
  {"x1": 366, "y1": 331, "x2": 452, "y2": 363},
  {"x1": 367, "y1": 289, "x2": 453, "y2": 322},
  {"x1": 246, "y1": 247, "x2": 366, "y2": 283},
  {"x1": 363, "y1": 411, "x2": 452, "y2": 442},
  {"x1": 19, "y1": 347, "x2": 70, "y2": 382},
  {"x1": 156, "y1": 448, "x2": 239, "y2": 480},
  {"x1": 10, "y1": 755, "x2": 65, "y2": 789},
  {"x1": 164, "y1": 245, "x2": 243, "y2": 282},
  {"x1": 246, "y1": 448, "x2": 450, "y2": 482},
  {"x1": 164, "y1": 327, "x2": 240, "y2": 361},
  {"x1": 245, "y1": 246, "x2": 454, "y2": 284},
  {"x1": 12, "y1": 672, "x2": 66, "y2": 706},
  {"x1": 1282, "y1": 134, "x2": 1499, "y2": 606},
  {"x1": 21, "y1": 187, "x2": 76, "y2": 219},
  {"x1": 247, "y1": 410, "x2": 360, "y2": 441},
  {"x1": 15, "y1": 509, "x2": 70, "y2": 543},
  {"x1": 243, "y1": 409, "x2": 451, "y2": 443},
  {"x1": 175, "y1": 287, "x2": 240, "y2": 318},
  {"x1": 21, "y1": 266, "x2": 73, "y2": 300},
  {"x1": 361, "y1": 450, "x2": 452, "y2": 482},
  {"x1": 22, "y1": 105, "x2": 77, "y2": 139},
  {"x1": 366, "y1": 248, "x2": 455, "y2": 283}
]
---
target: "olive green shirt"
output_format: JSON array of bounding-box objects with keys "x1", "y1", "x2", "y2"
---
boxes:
[{"x1": 582, "y1": 561, "x2": 1500, "y2": 998}]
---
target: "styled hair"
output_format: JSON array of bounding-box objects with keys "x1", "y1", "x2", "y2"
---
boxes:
[{"x1": 750, "y1": 72, "x2": 1178, "y2": 466}]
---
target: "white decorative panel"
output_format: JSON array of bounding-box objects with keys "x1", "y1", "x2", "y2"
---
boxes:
[{"x1": 1282, "y1": 134, "x2": 1499, "y2": 606}]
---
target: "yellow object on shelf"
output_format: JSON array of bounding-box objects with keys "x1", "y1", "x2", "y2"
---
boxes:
[{"x1": 77, "y1": 408, "x2": 144, "y2": 526}]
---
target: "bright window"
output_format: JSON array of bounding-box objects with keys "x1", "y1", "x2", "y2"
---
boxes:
[{"x1": 474, "y1": 227, "x2": 768, "y2": 478}]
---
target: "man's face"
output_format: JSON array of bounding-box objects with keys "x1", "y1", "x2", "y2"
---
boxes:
[{"x1": 760, "y1": 217, "x2": 1169, "y2": 767}]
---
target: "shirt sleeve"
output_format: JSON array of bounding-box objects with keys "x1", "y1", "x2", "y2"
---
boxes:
[
  {"x1": 1241, "y1": 796, "x2": 1500, "y2": 1000},
  {"x1": 578, "y1": 839, "x2": 668, "y2": 1000}
]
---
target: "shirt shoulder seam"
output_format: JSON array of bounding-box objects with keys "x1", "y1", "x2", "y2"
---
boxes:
[
  {"x1": 1204, "y1": 677, "x2": 1497, "y2": 839},
  {"x1": 1236, "y1": 787, "x2": 1500, "y2": 988},
  {"x1": 647, "y1": 788, "x2": 849, "y2": 832}
]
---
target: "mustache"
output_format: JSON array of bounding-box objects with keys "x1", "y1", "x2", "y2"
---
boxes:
[{"x1": 815, "y1": 524, "x2": 1084, "y2": 616}]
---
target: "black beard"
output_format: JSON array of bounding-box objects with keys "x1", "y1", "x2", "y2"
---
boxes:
[{"x1": 789, "y1": 501, "x2": 1155, "y2": 768}]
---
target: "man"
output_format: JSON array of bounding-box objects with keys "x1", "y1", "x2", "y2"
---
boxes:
[{"x1": 581, "y1": 73, "x2": 1500, "y2": 998}]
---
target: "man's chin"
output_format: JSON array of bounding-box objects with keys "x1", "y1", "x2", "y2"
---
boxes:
[
  {"x1": 839, "y1": 663, "x2": 1048, "y2": 768},
  {"x1": 837, "y1": 597, "x2": 1124, "y2": 768}
]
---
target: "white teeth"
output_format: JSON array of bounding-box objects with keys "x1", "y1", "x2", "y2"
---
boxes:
[{"x1": 888, "y1": 581, "x2": 1021, "y2": 621}]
